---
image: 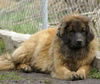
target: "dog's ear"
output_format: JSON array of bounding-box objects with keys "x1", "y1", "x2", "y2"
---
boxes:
[
  {"x1": 86, "y1": 24, "x2": 94, "y2": 43},
  {"x1": 57, "y1": 21, "x2": 69, "y2": 38},
  {"x1": 57, "y1": 23, "x2": 65, "y2": 38},
  {"x1": 57, "y1": 21, "x2": 70, "y2": 44},
  {"x1": 57, "y1": 28, "x2": 62, "y2": 38}
]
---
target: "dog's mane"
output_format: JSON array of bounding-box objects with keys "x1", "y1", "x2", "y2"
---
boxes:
[{"x1": 60, "y1": 41, "x2": 88, "y2": 60}]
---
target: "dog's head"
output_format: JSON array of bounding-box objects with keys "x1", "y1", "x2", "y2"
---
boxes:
[{"x1": 57, "y1": 14, "x2": 94, "y2": 49}]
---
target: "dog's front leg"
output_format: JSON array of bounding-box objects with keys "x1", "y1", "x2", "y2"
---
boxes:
[
  {"x1": 76, "y1": 64, "x2": 91, "y2": 80},
  {"x1": 51, "y1": 65, "x2": 77, "y2": 80},
  {"x1": 50, "y1": 49, "x2": 78, "y2": 80}
]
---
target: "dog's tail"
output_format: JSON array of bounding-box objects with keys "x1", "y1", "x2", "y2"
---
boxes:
[{"x1": 0, "y1": 53, "x2": 15, "y2": 70}]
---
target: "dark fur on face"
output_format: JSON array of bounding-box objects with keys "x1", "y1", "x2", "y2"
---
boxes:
[{"x1": 57, "y1": 15, "x2": 94, "y2": 50}]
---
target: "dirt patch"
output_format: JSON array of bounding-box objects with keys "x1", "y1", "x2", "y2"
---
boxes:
[{"x1": 0, "y1": 71, "x2": 100, "y2": 84}]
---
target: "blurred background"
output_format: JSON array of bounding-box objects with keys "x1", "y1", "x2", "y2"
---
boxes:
[{"x1": 0, "y1": 0, "x2": 100, "y2": 35}]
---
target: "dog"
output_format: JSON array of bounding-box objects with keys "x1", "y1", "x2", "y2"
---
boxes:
[{"x1": 0, "y1": 14, "x2": 98, "y2": 80}]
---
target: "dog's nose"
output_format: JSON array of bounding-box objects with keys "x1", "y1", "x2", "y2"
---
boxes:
[{"x1": 76, "y1": 40, "x2": 82, "y2": 45}]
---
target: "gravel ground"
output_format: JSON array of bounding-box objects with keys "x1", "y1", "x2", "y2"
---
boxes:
[{"x1": 0, "y1": 71, "x2": 100, "y2": 84}]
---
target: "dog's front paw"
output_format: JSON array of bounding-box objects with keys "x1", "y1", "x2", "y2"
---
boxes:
[
  {"x1": 21, "y1": 64, "x2": 32, "y2": 73},
  {"x1": 63, "y1": 72, "x2": 78, "y2": 80},
  {"x1": 17, "y1": 64, "x2": 32, "y2": 73},
  {"x1": 71, "y1": 72, "x2": 80, "y2": 81},
  {"x1": 70, "y1": 72, "x2": 86, "y2": 80},
  {"x1": 76, "y1": 72, "x2": 86, "y2": 80}
]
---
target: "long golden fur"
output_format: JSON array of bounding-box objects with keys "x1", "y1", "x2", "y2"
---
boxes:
[{"x1": 0, "y1": 14, "x2": 98, "y2": 80}]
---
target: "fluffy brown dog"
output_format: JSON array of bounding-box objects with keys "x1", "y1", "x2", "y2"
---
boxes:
[{"x1": 0, "y1": 14, "x2": 98, "y2": 80}]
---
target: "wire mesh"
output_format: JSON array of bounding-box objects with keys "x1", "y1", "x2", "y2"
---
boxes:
[
  {"x1": 0, "y1": 0, "x2": 42, "y2": 34},
  {"x1": 0, "y1": 0, "x2": 100, "y2": 37}
]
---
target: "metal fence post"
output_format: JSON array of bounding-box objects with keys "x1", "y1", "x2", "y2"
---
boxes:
[{"x1": 42, "y1": 0, "x2": 48, "y2": 29}]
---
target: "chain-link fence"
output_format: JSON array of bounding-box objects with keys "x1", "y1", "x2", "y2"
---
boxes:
[{"x1": 0, "y1": 0, "x2": 100, "y2": 36}]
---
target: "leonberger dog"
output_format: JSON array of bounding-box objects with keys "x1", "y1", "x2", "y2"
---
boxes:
[{"x1": 0, "y1": 14, "x2": 98, "y2": 80}]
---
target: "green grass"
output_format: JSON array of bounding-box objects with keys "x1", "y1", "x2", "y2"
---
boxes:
[
  {"x1": 9, "y1": 22, "x2": 39, "y2": 34},
  {"x1": 0, "y1": 3, "x2": 41, "y2": 34},
  {"x1": 89, "y1": 68, "x2": 100, "y2": 79},
  {"x1": 0, "y1": 38, "x2": 5, "y2": 55},
  {"x1": 99, "y1": 46, "x2": 100, "y2": 51},
  {"x1": 0, "y1": 71, "x2": 22, "y2": 80}
]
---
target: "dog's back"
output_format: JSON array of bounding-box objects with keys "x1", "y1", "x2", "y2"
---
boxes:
[{"x1": 0, "y1": 28, "x2": 57, "y2": 71}]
